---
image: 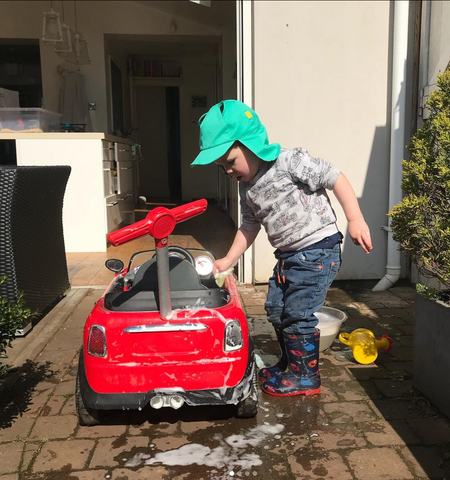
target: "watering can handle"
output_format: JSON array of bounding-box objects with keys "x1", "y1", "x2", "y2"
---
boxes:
[{"x1": 339, "y1": 332, "x2": 351, "y2": 346}]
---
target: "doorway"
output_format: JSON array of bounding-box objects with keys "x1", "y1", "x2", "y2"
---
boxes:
[
  {"x1": 105, "y1": 27, "x2": 238, "y2": 269},
  {"x1": 135, "y1": 84, "x2": 181, "y2": 201},
  {"x1": 166, "y1": 86, "x2": 182, "y2": 200}
]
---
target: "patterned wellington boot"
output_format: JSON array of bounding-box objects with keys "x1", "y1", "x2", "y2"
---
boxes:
[
  {"x1": 261, "y1": 331, "x2": 321, "y2": 396},
  {"x1": 258, "y1": 328, "x2": 288, "y2": 382}
]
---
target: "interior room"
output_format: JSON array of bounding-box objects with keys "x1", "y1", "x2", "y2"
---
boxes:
[{"x1": 0, "y1": 1, "x2": 238, "y2": 283}]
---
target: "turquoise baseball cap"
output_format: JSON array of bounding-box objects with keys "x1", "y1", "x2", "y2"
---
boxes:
[{"x1": 191, "y1": 100, "x2": 281, "y2": 166}]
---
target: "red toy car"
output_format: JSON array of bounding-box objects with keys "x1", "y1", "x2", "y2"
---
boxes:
[{"x1": 76, "y1": 200, "x2": 258, "y2": 425}]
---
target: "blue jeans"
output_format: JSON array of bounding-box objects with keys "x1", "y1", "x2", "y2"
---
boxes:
[{"x1": 264, "y1": 243, "x2": 341, "y2": 335}]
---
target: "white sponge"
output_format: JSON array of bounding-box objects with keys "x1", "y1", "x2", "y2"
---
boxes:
[{"x1": 214, "y1": 267, "x2": 234, "y2": 287}]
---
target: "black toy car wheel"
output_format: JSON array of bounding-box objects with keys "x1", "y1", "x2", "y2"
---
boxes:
[
  {"x1": 236, "y1": 365, "x2": 259, "y2": 418},
  {"x1": 75, "y1": 372, "x2": 102, "y2": 426}
]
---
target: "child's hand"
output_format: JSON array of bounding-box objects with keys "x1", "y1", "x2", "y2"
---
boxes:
[
  {"x1": 213, "y1": 257, "x2": 234, "y2": 276},
  {"x1": 348, "y1": 217, "x2": 373, "y2": 253}
]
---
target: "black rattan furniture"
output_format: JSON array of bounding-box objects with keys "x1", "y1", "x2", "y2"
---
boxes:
[{"x1": 0, "y1": 165, "x2": 71, "y2": 313}]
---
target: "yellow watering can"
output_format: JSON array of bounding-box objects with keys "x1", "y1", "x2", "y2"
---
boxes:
[{"x1": 339, "y1": 328, "x2": 393, "y2": 364}]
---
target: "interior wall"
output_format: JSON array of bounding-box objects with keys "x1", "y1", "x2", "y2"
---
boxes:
[
  {"x1": 0, "y1": 1, "x2": 222, "y2": 130},
  {"x1": 106, "y1": 39, "x2": 221, "y2": 201},
  {"x1": 179, "y1": 55, "x2": 218, "y2": 201},
  {"x1": 252, "y1": 0, "x2": 398, "y2": 281}
]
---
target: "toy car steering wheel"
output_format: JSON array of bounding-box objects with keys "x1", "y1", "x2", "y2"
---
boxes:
[{"x1": 167, "y1": 246, "x2": 195, "y2": 266}]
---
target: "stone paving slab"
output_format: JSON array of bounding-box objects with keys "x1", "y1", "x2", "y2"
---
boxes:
[
  {"x1": 31, "y1": 439, "x2": 95, "y2": 472},
  {"x1": 0, "y1": 441, "x2": 23, "y2": 476},
  {"x1": 346, "y1": 447, "x2": 413, "y2": 480},
  {"x1": 1, "y1": 284, "x2": 450, "y2": 479}
]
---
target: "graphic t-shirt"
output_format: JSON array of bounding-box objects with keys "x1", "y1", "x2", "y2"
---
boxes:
[{"x1": 239, "y1": 147, "x2": 340, "y2": 251}]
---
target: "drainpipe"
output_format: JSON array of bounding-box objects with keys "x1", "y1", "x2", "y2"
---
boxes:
[{"x1": 373, "y1": 0, "x2": 410, "y2": 291}]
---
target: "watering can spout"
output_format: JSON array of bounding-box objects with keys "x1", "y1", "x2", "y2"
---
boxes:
[{"x1": 339, "y1": 329, "x2": 393, "y2": 364}]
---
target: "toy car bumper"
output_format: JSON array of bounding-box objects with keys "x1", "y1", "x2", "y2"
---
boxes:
[{"x1": 78, "y1": 341, "x2": 255, "y2": 410}]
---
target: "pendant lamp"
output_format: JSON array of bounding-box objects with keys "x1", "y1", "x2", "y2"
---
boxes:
[
  {"x1": 62, "y1": 1, "x2": 90, "y2": 65},
  {"x1": 42, "y1": 1, "x2": 63, "y2": 44},
  {"x1": 74, "y1": 34, "x2": 90, "y2": 65},
  {"x1": 55, "y1": 2, "x2": 73, "y2": 55}
]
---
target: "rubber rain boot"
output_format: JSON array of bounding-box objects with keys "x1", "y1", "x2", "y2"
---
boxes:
[
  {"x1": 261, "y1": 331, "x2": 321, "y2": 396},
  {"x1": 258, "y1": 328, "x2": 288, "y2": 382}
]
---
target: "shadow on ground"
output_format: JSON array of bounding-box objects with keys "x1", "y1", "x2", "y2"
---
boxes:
[{"x1": 0, "y1": 360, "x2": 56, "y2": 429}]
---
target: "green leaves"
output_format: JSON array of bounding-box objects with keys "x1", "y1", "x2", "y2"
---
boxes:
[
  {"x1": 389, "y1": 71, "x2": 450, "y2": 289},
  {"x1": 0, "y1": 276, "x2": 39, "y2": 376}
]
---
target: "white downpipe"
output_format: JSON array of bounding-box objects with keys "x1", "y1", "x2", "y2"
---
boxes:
[{"x1": 373, "y1": 0, "x2": 409, "y2": 291}]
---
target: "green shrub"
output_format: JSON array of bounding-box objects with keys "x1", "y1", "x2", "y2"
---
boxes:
[
  {"x1": 389, "y1": 70, "x2": 450, "y2": 291},
  {"x1": 0, "y1": 276, "x2": 38, "y2": 376}
]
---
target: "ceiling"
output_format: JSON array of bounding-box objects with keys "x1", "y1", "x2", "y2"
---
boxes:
[
  {"x1": 133, "y1": 0, "x2": 236, "y2": 31},
  {"x1": 105, "y1": 34, "x2": 220, "y2": 58}
]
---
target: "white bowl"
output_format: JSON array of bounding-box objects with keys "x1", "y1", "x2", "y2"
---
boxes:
[{"x1": 316, "y1": 306, "x2": 348, "y2": 352}]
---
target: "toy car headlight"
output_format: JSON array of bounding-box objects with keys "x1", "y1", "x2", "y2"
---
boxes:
[
  {"x1": 224, "y1": 320, "x2": 243, "y2": 352},
  {"x1": 87, "y1": 325, "x2": 107, "y2": 357}
]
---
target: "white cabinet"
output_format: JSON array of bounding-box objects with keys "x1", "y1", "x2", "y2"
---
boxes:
[
  {"x1": 7, "y1": 132, "x2": 136, "y2": 252},
  {"x1": 105, "y1": 194, "x2": 121, "y2": 234},
  {"x1": 105, "y1": 192, "x2": 134, "y2": 233},
  {"x1": 104, "y1": 139, "x2": 135, "y2": 233},
  {"x1": 117, "y1": 162, "x2": 134, "y2": 194}
]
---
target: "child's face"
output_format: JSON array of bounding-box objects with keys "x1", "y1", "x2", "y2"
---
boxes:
[{"x1": 215, "y1": 145, "x2": 262, "y2": 182}]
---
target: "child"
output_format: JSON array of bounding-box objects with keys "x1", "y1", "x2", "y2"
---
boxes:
[{"x1": 191, "y1": 100, "x2": 372, "y2": 397}]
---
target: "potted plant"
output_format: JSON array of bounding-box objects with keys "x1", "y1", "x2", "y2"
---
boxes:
[
  {"x1": 0, "y1": 276, "x2": 38, "y2": 376},
  {"x1": 389, "y1": 70, "x2": 450, "y2": 417}
]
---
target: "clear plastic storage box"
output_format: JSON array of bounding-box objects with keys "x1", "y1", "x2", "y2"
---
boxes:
[{"x1": 0, "y1": 108, "x2": 62, "y2": 132}]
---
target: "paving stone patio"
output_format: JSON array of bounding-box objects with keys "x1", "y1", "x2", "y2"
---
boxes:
[{"x1": 1, "y1": 283, "x2": 449, "y2": 479}]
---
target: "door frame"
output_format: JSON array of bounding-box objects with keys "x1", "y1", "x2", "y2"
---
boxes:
[
  {"x1": 236, "y1": 0, "x2": 254, "y2": 284},
  {"x1": 129, "y1": 77, "x2": 183, "y2": 200},
  {"x1": 129, "y1": 76, "x2": 182, "y2": 143}
]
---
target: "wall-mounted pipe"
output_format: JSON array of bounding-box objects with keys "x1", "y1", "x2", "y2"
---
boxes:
[{"x1": 373, "y1": 0, "x2": 410, "y2": 291}]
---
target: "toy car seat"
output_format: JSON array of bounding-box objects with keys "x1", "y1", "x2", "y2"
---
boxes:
[{"x1": 132, "y1": 256, "x2": 207, "y2": 292}]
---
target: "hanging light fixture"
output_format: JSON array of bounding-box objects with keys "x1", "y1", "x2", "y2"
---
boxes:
[
  {"x1": 55, "y1": 1, "x2": 73, "y2": 56},
  {"x1": 73, "y1": 33, "x2": 90, "y2": 65},
  {"x1": 63, "y1": 1, "x2": 90, "y2": 65},
  {"x1": 62, "y1": 28, "x2": 78, "y2": 63},
  {"x1": 42, "y1": 1, "x2": 63, "y2": 44}
]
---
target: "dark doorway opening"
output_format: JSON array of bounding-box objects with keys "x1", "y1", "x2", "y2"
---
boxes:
[
  {"x1": 166, "y1": 86, "x2": 181, "y2": 200},
  {"x1": 0, "y1": 39, "x2": 43, "y2": 165},
  {"x1": 0, "y1": 39, "x2": 43, "y2": 107}
]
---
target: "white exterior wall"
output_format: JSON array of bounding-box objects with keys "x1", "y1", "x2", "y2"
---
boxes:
[{"x1": 251, "y1": 0, "x2": 394, "y2": 281}]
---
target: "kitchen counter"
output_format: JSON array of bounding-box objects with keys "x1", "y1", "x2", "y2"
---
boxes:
[
  {"x1": 0, "y1": 132, "x2": 134, "y2": 145},
  {"x1": 0, "y1": 135, "x2": 136, "y2": 253}
]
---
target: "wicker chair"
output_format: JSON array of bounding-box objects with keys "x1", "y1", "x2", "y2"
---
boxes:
[{"x1": 0, "y1": 165, "x2": 71, "y2": 313}]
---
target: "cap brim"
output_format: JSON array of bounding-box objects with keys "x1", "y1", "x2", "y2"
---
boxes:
[
  {"x1": 191, "y1": 141, "x2": 234, "y2": 166},
  {"x1": 240, "y1": 136, "x2": 281, "y2": 162}
]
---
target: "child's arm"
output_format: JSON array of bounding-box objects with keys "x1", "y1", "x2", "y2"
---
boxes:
[
  {"x1": 333, "y1": 173, "x2": 373, "y2": 254},
  {"x1": 213, "y1": 227, "x2": 259, "y2": 275}
]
